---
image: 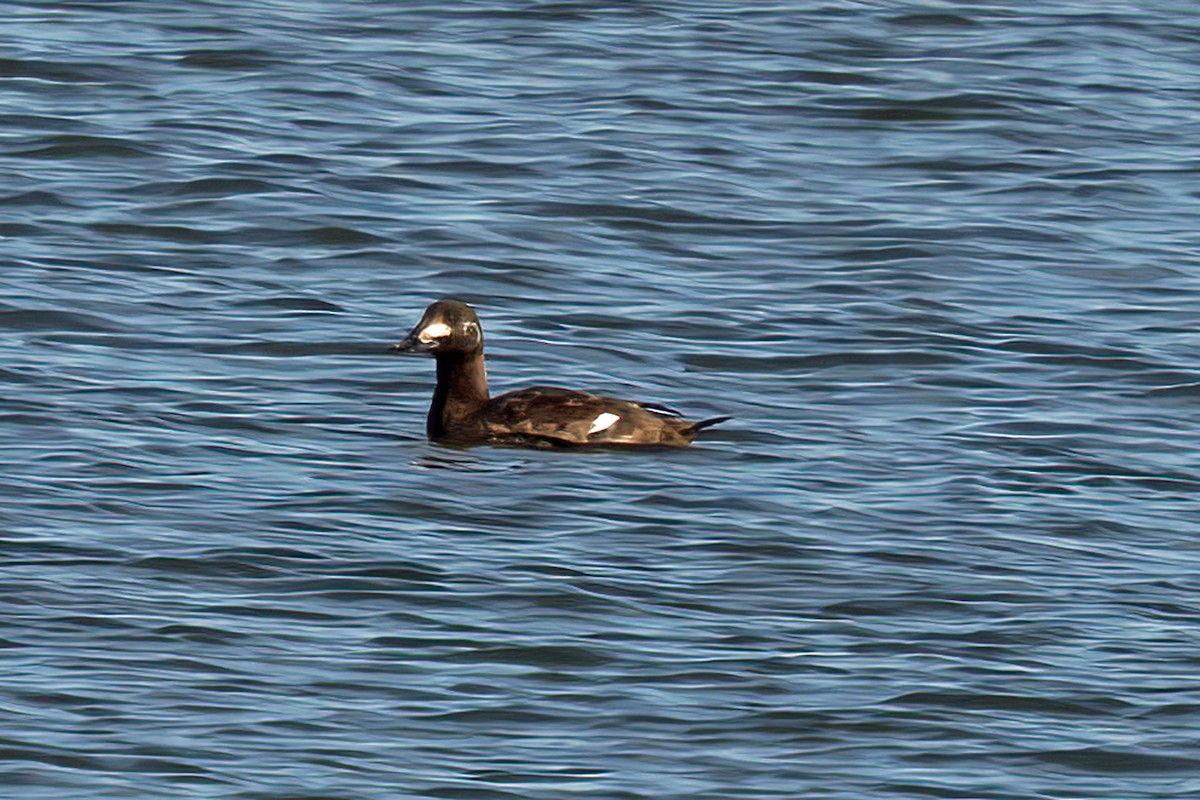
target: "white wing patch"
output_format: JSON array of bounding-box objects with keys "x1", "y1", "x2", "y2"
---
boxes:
[
  {"x1": 418, "y1": 321, "x2": 453, "y2": 342},
  {"x1": 587, "y1": 412, "x2": 620, "y2": 435}
]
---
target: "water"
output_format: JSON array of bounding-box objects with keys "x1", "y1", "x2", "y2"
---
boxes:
[{"x1": 4, "y1": 1, "x2": 1200, "y2": 797}]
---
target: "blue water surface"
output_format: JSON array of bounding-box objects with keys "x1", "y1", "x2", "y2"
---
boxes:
[{"x1": 3, "y1": 2, "x2": 1200, "y2": 798}]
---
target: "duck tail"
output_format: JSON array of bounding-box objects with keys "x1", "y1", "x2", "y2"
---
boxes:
[{"x1": 685, "y1": 415, "x2": 733, "y2": 435}]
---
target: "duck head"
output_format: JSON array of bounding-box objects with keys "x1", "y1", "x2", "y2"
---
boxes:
[{"x1": 391, "y1": 298, "x2": 484, "y2": 356}]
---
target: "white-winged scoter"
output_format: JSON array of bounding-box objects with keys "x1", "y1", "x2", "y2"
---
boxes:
[{"x1": 391, "y1": 298, "x2": 729, "y2": 447}]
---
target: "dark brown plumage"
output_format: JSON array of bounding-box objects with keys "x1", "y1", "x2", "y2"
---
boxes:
[{"x1": 390, "y1": 298, "x2": 729, "y2": 447}]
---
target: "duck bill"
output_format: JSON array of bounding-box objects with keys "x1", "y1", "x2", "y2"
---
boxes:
[{"x1": 390, "y1": 329, "x2": 435, "y2": 355}]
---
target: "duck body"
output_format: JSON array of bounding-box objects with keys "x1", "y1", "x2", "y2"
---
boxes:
[{"x1": 391, "y1": 298, "x2": 729, "y2": 448}]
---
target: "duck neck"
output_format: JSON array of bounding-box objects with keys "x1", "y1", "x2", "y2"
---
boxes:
[{"x1": 428, "y1": 350, "x2": 489, "y2": 439}]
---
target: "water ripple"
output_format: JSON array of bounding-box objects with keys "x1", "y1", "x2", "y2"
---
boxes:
[{"x1": 3, "y1": 1, "x2": 1199, "y2": 799}]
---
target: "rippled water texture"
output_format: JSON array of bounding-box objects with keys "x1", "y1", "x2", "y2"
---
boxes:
[{"x1": 4, "y1": 2, "x2": 1200, "y2": 798}]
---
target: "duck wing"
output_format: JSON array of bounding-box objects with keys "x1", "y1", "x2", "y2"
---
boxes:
[{"x1": 483, "y1": 386, "x2": 696, "y2": 446}]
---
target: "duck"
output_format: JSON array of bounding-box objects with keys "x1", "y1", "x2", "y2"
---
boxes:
[{"x1": 390, "y1": 298, "x2": 730, "y2": 447}]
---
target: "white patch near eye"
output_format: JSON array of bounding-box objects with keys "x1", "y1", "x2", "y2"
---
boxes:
[
  {"x1": 418, "y1": 322, "x2": 453, "y2": 343},
  {"x1": 588, "y1": 412, "x2": 620, "y2": 435}
]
